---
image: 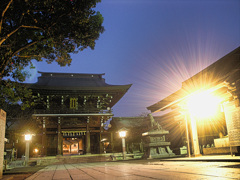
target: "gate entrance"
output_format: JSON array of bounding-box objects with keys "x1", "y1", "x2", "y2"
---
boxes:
[{"x1": 63, "y1": 137, "x2": 84, "y2": 155}]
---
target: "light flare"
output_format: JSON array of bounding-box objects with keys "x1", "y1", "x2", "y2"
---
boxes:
[
  {"x1": 186, "y1": 91, "x2": 222, "y2": 119},
  {"x1": 34, "y1": 148, "x2": 39, "y2": 153},
  {"x1": 24, "y1": 134, "x2": 32, "y2": 141},
  {"x1": 119, "y1": 131, "x2": 127, "y2": 138}
]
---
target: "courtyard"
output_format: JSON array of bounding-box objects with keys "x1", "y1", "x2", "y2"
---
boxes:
[{"x1": 2, "y1": 156, "x2": 240, "y2": 180}]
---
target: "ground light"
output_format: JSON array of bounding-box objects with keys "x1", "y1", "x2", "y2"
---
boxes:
[{"x1": 118, "y1": 129, "x2": 127, "y2": 160}]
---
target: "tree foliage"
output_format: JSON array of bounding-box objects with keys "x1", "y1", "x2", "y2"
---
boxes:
[
  {"x1": 0, "y1": 0, "x2": 104, "y2": 107},
  {"x1": 3, "y1": 103, "x2": 34, "y2": 131}
]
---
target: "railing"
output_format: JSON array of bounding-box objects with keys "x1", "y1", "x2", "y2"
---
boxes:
[{"x1": 33, "y1": 108, "x2": 112, "y2": 114}]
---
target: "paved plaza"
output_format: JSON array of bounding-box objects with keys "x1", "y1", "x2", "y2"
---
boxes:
[{"x1": 24, "y1": 160, "x2": 240, "y2": 180}]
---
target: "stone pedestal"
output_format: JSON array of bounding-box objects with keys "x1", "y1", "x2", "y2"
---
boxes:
[
  {"x1": 0, "y1": 109, "x2": 6, "y2": 179},
  {"x1": 142, "y1": 130, "x2": 175, "y2": 159}
]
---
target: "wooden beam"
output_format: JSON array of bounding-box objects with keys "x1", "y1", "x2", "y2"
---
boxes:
[{"x1": 32, "y1": 113, "x2": 113, "y2": 117}]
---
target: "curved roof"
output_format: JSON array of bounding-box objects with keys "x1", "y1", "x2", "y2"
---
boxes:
[
  {"x1": 27, "y1": 72, "x2": 132, "y2": 108},
  {"x1": 29, "y1": 72, "x2": 132, "y2": 91},
  {"x1": 147, "y1": 46, "x2": 240, "y2": 113}
]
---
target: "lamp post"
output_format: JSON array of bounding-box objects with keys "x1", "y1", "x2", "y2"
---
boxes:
[
  {"x1": 24, "y1": 133, "x2": 32, "y2": 166},
  {"x1": 119, "y1": 129, "x2": 127, "y2": 160}
]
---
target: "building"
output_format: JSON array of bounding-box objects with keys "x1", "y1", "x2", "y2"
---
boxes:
[
  {"x1": 147, "y1": 46, "x2": 240, "y2": 156},
  {"x1": 29, "y1": 72, "x2": 131, "y2": 156}
]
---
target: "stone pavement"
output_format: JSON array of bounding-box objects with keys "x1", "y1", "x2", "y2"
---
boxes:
[
  {"x1": 2, "y1": 165, "x2": 46, "y2": 180},
  {"x1": 160, "y1": 154, "x2": 240, "y2": 162},
  {"x1": 2, "y1": 155, "x2": 240, "y2": 180},
  {"x1": 25, "y1": 160, "x2": 240, "y2": 180}
]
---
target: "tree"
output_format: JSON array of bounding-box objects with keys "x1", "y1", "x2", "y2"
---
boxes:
[
  {"x1": 0, "y1": 0, "x2": 104, "y2": 107},
  {"x1": 3, "y1": 103, "x2": 35, "y2": 132}
]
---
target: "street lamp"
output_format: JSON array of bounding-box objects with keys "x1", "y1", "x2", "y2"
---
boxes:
[
  {"x1": 24, "y1": 133, "x2": 32, "y2": 166},
  {"x1": 118, "y1": 128, "x2": 127, "y2": 160}
]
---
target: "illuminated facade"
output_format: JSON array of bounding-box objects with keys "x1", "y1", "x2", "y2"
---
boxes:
[
  {"x1": 30, "y1": 72, "x2": 131, "y2": 156},
  {"x1": 147, "y1": 46, "x2": 240, "y2": 156}
]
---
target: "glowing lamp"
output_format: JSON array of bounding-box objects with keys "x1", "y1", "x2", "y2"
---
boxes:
[
  {"x1": 25, "y1": 134, "x2": 32, "y2": 141},
  {"x1": 34, "y1": 148, "x2": 39, "y2": 153},
  {"x1": 119, "y1": 131, "x2": 127, "y2": 138},
  {"x1": 186, "y1": 91, "x2": 222, "y2": 119}
]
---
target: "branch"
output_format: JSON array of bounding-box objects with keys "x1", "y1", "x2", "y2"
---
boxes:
[
  {"x1": 0, "y1": 0, "x2": 13, "y2": 34},
  {"x1": 0, "y1": 59, "x2": 8, "y2": 78},
  {"x1": 0, "y1": 40, "x2": 39, "y2": 78},
  {"x1": 12, "y1": 40, "x2": 39, "y2": 57},
  {"x1": 47, "y1": 11, "x2": 71, "y2": 32},
  {"x1": 0, "y1": 24, "x2": 42, "y2": 77},
  {"x1": 0, "y1": 25, "x2": 43, "y2": 46},
  {"x1": 16, "y1": 55, "x2": 40, "y2": 58}
]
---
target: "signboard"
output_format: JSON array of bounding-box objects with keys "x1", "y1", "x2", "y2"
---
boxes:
[
  {"x1": 0, "y1": 109, "x2": 6, "y2": 179},
  {"x1": 223, "y1": 101, "x2": 240, "y2": 146}
]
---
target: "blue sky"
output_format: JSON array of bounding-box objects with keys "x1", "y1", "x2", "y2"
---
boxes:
[{"x1": 26, "y1": 0, "x2": 240, "y2": 117}]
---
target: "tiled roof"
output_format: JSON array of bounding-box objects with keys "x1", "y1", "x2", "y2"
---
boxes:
[{"x1": 29, "y1": 72, "x2": 132, "y2": 91}]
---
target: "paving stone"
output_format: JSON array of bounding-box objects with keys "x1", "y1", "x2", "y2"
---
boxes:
[{"x1": 24, "y1": 160, "x2": 240, "y2": 180}]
